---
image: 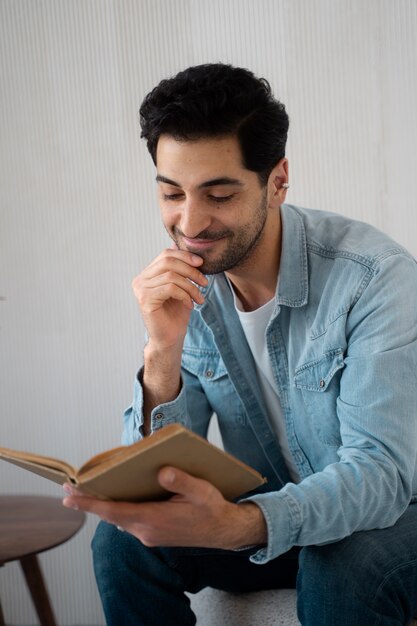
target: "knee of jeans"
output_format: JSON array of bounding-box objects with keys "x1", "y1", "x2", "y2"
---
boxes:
[
  {"x1": 91, "y1": 521, "x2": 130, "y2": 574},
  {"x1": 299, "y1": 544, "x2": 339, "y2": 582},
  {"x1": 91, "y1": 520, "x2": 160, "y2": 573},
  {"x1": 298, "y1": 538, "x2": 380, "y2": 599},
  {"x1": 91, "y1": 520, "x2": 114, "y2": 553}
]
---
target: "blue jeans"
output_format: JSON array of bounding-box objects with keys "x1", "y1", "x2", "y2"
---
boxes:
[{"x1": 91, "y1": 503, "x2": 417, "y2": 626}]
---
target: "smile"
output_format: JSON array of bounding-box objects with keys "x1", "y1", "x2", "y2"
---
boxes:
[{"x1": 182, "y1": 236, "x2": 225, "y2": 250}]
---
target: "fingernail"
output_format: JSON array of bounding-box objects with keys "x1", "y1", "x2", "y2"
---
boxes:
[
  {"x1": 63, "y1": 497, "x2": 79, "y2": 510},
  {"x1": 191, "y1": 255, "x2": 203, "y2": 264},
  {"x1": 163, "y1": 468, "x2": 175, "y2": 484},
  {"x1": 63, "y1": 484, "x2": 73, "y2": 495}
]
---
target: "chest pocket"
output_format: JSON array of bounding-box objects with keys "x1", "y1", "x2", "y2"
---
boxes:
[
  {"x1": 181, "y1": 350, "x2": 246, "y2": 425},
  {"x1": 294, "y1": 348, "x2": 345, "y2": 445}
]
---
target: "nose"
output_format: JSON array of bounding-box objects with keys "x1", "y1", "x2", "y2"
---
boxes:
[{"x1": 179, "y1": 198, "x2": 212, "y2": 239}]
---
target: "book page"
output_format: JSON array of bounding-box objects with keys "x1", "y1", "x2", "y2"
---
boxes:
[
  {"x1": 0, "y1": 447, "x2": 76, "y2": 476},
  {"x1": 78, "y1": 445, "x2": 131, "y2": 474}
]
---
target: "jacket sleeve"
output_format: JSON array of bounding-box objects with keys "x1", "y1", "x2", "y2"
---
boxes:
[{"x1": 122, "y1": 365, "x2": 214, "y2": 444}]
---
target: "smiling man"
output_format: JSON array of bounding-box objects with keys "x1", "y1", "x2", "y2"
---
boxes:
[
  {"x1": 63, "y1": 64, "x2": 417, "y2": 625},
  {"x1": 156, "y1": 136, "x2": 279, "y2": 279}
]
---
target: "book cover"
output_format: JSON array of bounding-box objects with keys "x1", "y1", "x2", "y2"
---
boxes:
[{"x1": 0, "y1": 424, "x2": 266, "y2": 502}]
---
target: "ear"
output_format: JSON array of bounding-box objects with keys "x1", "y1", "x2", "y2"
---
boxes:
[{"x1": 267, "y1": 158, "x2": 289, "y2": 209}]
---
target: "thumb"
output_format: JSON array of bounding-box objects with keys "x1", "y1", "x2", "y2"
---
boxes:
[{"x1": 158, "y1": 466, "x2": 214, "y2": 503}]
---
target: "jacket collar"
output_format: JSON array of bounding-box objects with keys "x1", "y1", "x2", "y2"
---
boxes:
[{"x1": 276, "y1": 203, "x2": 309, "y2": 308}]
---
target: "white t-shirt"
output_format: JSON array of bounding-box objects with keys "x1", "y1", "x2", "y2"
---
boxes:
[{"x1": 227, "y1": 279, "x2": 300, "y2": 483}]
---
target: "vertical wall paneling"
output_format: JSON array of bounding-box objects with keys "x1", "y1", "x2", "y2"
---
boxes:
[{"x1": 1, "y1": 1, "x2": 416, "y2": 623}]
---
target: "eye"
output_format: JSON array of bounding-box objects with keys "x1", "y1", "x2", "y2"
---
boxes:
[
  {"x1": 162, "y1": 193, "x2": 183, "y2": 201},
  {"x1": 208, "y1": 194, "x2": 235, "y2": 204}
]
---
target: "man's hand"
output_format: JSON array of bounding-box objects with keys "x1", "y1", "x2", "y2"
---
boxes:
[
  {"x1": 132, "y1": 248, "x2": 208, "y2": 350},
  {"x1": 62, "y1": 467, "x2": 267, "y2": 550},
  {"x1": 132, "y1": 249, "x2": 209, "y2": 431}
]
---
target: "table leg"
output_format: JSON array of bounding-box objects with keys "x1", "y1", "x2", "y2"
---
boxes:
[
  {"x1": 0, "y1": 598, "x2": 5, "y2": 626},
  {"x1": 20, "y1": 555, "x2": 57, "y2": 626}
]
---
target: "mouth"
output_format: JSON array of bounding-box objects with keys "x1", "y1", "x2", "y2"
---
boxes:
[{"x1": 181, "y1": 236, "x2": 225, "y2": 251}]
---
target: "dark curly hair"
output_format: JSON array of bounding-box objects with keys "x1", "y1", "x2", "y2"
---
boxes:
[{"x1": 139, "y1": 63, "x2": 289, "y2": 186}]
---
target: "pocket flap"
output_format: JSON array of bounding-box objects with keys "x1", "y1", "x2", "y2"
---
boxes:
[
  {"x1": 294, "y1": 348, "x2": 344, "y2": 392},
  {"x1": 181, "y1": 350, "x2": 227, "y2": 381}
]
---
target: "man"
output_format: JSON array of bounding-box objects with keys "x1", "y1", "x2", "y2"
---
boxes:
[{"x1": 63, "y1": 64, "x2": 417, "y2": 625}]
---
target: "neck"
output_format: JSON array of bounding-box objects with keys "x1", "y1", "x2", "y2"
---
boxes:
[{"x1": 226, "y1": 208, "x2": 281, "y2": 312}]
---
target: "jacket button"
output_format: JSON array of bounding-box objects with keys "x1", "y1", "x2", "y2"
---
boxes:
[
  {"x1": 319, "y1": 379, "x2": 325, "y2": 389},
  {"x1": 155, "y1": 412, "x2": 164, "y2": 419},
  {"x1": 205, "y1": 370, "x2": 214, "y2": 378}
]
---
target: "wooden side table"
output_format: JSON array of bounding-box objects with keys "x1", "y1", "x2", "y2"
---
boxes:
[{"x1": 0, "y1": 495, "x2": 85, "y2": 626}]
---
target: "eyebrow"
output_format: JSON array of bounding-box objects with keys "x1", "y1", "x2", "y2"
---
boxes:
[{"x1": 156, "y1": 175, "x2": 244, "y2": 189}]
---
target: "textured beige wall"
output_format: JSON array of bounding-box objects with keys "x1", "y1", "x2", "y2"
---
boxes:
[{"x1": 1, "y1": 0, "x2": 416, "y2": 623}]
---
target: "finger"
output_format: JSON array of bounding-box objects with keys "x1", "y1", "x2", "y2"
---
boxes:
[
  {"x1": 62, "y1": 492, "x2": 137, "y2": 526},
  {"x1": 158, "y1": 467, "x2": 217, "y2": 505},
  {"x1": 144, "y1": 273, "x2": 206, "y2": 305},
  {"x1": 143, "y1": 255, "x2": 208, "y2": 287},
  {"x1": 62, "y1": 494, "x2": 96, "y2": 512},
  {"x1": 63, "y1": 482, "x2": 85, "y2": 497},
  {"x1": 140, "y1": 283, "x2": 201, "y2": 311},
  {"x1": 132, "y1": 264, "x2": 208, "y2": 304},
  {"x1": 161, "y1": 248, "x2": 203, "y2": 266},
  {"x1": 149, "y1": 249, "x2": 204, "y2": 272}
]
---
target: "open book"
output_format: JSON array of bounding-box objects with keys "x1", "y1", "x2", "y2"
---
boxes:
[{"x1": 0, "y1": 424, "x2": 266, "y2": 502}]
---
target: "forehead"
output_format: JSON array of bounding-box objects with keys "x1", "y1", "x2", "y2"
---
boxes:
[{"x1": 155, "y1": 134, "x2": 252, "y2": 187}]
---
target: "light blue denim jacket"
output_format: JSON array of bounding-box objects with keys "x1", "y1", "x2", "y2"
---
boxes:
[{"x1": 123, "y1": 204, "x2": 417, "y2": 564}]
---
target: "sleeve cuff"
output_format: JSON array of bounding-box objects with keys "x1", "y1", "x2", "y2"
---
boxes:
[
  {"x1": 121, "y1": 368, "x2": 189, "y2": 444},
  {"x1": 244, "y1": 490, "x2": 301, "y2": 564}
]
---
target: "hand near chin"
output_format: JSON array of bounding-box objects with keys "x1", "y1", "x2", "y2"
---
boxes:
[
  {"x1": 132, "y1": 248, "x2": 208, "y2": 350},
  {"x1": 62, "y1": 467, "x2": 267, "y2": 550}
]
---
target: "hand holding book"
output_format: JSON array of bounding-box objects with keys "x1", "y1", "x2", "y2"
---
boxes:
[{"x1": 62, "y1": 462, "x2": 269, "y2": 551}]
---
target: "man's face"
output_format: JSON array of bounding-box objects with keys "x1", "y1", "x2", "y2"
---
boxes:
[{"x1": 155, "y1": 134, "x2": 271, "y2": 275}]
